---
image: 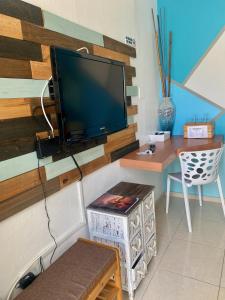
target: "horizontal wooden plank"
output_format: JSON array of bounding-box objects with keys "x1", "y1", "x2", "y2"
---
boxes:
[
  {"x1": 0, "y1": 167, "x2": 45, "y2": 202},
  {"x1": 30, "y1": 60, "x2": 52, "y2": 79},
  {"x1": 0, "y1": 177, "x2": 60, "y2": 222},
  {"x1": 0, "y1": 35, "x2": 42, "y2": 61},
  {"x1": 43, "y1": 10, "x2": 104, "y2": 46},
  {"x1": 104, "y1": 124, "x2": 137, "y2": 153},
  {"x1": 125, "y1": 65, "x2": 136, "y2": 78},
  {"x1": 0, "y1": 13, "x2": 22, "y2": 39},
  {"x1": 126, "y1": 86, "x2": 139, "y2": 97},
  {"x1": 93, "y1": 45, "x2": 130, "y2": 65},
  {"x1": 45, "y1": 145, "x2": 105, "y2": 180},
  {"x1": 0, "y1": 78, "x2": 48, "y2": 98},
  {"x1": 0, "y1": 0, "x2": 44, "y2": 26},
  {"x1": 110, "y1": 140, "x2": 140, "y2": 162},
  {"x1": 0, "y1": 57, "x2": 51, "y2": 80},
  {"x1": 125, "y1": 76, "x2": 132, "y2": 86},
  {"x1": 127, "y1": 105, "x2": 138, "y2": 116},
  {"x1": 126, "y1": 96, "x2": 132, "y2": 106},
  {"x1": 0, "y1": 151, "x2": 52, "y2": 181},
  {"x1": 0, "y1": 104, "x2": 32, "y2": 120},
  {"x1": 0, "y1": 57, "x2": 31, "y2": 78},
  {"x1": 103, "y1": 36, "x2": 136, "y2": 58},
  {"x1": 59, "y1": 155, "x2": 110, "y2": 189},
  {"x1": 0, "y1": 97, "x2": 54, "y2": 107},
  {"x1": 0, "y1": 115, "x2": 51, "y2": 161},
  {"x1": 21, "y1": 20, "x2": 94, "y2": 54}
]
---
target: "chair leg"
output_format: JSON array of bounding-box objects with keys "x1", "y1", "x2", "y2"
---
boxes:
[
  {"x1": 182, "y1": 182, "x2": 192, "y2": 233},
  {"x1": 216, "y1": 176, "x2": 225, "y2": 217},
  {"x1": 198, "y1": 185, "x2": 202, "y2": 207},
  {"x1": 166, "y1": 176, "x2": 171, "y2": 214}
]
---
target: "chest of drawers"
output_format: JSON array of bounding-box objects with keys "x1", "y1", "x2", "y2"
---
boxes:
[{"x1": 87, "y1": 182, "x2": 156, "y2": 300}]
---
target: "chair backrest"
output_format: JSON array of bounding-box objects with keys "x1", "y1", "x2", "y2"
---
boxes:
[{"x1": 179, "y1": 147, "x2": 223, "y2": 186}]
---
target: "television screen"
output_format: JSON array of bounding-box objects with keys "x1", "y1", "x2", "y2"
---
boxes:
[{"x1": 50, "y1": 47, "x2": 127, "y2": 143}]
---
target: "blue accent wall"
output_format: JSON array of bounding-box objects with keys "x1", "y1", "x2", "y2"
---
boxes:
[
  {"x1": 157, "y1": 0, "x2": 225, "y2": 199},
  {"x1": 171, "y1": 83, "x2": 221, "y2": 135},
  {"x1": 157, "y1": 0, "x2": 225, "y2": 83}
]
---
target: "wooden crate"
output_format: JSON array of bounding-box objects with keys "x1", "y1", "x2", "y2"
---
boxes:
[{"x1": 184, "y1": 122, "x2": 214, "y2": 139}]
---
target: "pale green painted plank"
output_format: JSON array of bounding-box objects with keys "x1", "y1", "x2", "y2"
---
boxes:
[
  {"x1": 128, "y1": 116, "x2": 135, "y2": 125},
  {"x1": 43, "y1": 11, "x2": 104, "y2": 47},
  {"x1": 45, "y1": 145, "x2": 104, "y2": 180},
  {"x1": 0, "y1": 152, "x2": 52, "y2": 182},
  {"x1": 0, "y1": 79, "x2": 49, "y2": 99},
  {"x1": 126, "y1": 86, "x2": 139, "y2": 97}
]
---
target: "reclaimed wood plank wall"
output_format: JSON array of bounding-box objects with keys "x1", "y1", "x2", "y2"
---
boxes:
[{"x1": 0, "y1": 0, "x2": 139, "y2": 222}]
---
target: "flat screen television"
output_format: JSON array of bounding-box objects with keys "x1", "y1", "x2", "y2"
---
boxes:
[{"x1": 50, "y1": 46, "x2": 127, "y2": 144}]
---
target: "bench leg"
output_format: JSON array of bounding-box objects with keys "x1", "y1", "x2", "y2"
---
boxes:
[{"x1": 114, "y1": 250, "x2": 123, "y2": 300}]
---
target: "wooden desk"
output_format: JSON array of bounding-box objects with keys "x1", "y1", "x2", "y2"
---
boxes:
[{"x1": 120, "y1": 136, "x2": 223, "y2": 172}]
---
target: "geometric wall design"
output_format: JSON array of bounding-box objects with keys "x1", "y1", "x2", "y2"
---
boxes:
[{"x1": 185, "y1": 28, "x2": 225, "y2": 109}]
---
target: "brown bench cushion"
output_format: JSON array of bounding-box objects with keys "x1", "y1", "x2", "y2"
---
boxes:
[{"x1": 15, "y1": 239, "x2": 116, "y2": 300}]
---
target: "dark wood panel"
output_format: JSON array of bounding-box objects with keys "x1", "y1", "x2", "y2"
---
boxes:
[
  {"x1": 126, "y1": 96, "x2": 132, "y2": 106},
  {"x1": 125, "y1": 76, "x2": 132, "y2": 86},
  {"x1": 21, "y1": 21, "x2": 94, "y2": 54},
  {"x1": 0, "y1": 36, "x2": 42, "y2": 61},
  {"x1": 125, "y1": 65, "x2": 136, "y2": 78},
  {"x1": 0, "y1": 116, "x2": 49, "y2": 161},
  {"x1": 110, "y1": 140, "x2": 140, "y2": 162},
  {"x1": 0, "y1": 0, "x2": 44, "y2": 26},
  {"x1": 0, "y1": 178, "x2": 60, "y2": 222},
  {"x1": 0, "y1": 57, "x2": 31, "y2": 78},
  {"x1": 103, "y1": 36, "x2": 136, "y2": 58},
  {"x1": 127, "y1": 105, "x2": 138, "y2": 116}
]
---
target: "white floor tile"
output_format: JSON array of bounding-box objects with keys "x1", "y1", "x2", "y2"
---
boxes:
[
  {"x1": 159, "y1": 239, "x2": 224, "y2": 285},
  {"x1": 175, "y1": 213, "x2": 225, "y2": 249},
  {"x1": 142, "y1": 270, "x2": 219, "y2": 300},
  {"x1": 155, "y1": 200, "x2": 184, "y2": 240}
]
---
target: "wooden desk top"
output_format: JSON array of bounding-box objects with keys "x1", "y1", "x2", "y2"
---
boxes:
[{"x1": 120, "y1": 135, "x2": 224, "y2": 172}]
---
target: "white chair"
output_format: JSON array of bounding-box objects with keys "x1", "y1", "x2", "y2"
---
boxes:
[{"x1": 166, "y1": 147, "x2": 225, "y2": 232}]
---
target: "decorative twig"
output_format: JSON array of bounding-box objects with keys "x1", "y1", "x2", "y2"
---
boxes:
[
  {"x1": 151, "y1": 9, "x2": 166, "y2": 97},
  {"x1": 167, "y1": 31, "x2": 172, "y2": 97}
]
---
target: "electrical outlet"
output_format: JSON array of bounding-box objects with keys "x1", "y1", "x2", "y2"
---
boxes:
[{"x1": 125, "y1": 36, "x2": 136, "y2": 47}]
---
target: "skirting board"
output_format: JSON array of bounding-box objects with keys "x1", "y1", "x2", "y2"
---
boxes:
[{"x1": 164, "y1": 191, "x2": 222, "y2": 204}]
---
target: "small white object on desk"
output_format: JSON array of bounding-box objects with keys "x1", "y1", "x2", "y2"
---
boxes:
[{"x1": 148, "y1": 131, "x2": 170, "y2": 142}]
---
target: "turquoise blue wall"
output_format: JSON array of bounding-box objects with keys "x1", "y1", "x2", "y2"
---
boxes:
[
  {"x1": 157, "y1": 0, "x2": 225, "y2": 198},
  {"x1": 157, "y1": 0, "x2": 225, "y2": 83}
]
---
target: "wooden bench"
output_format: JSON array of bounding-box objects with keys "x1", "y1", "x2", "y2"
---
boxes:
[{"x1": 15, "y1": 238, "x2": 123, "y2": 300}]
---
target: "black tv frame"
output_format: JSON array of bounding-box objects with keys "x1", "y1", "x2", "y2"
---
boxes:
[{"x1": 50, "y1": 46, "x2": 127, "y2": 147}]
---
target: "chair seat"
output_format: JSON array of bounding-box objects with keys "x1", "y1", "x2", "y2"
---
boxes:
[{"x1": 168, "y1": 172, "x2": 182, "y2": 182}]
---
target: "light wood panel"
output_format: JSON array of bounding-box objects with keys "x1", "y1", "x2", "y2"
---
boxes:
[
  {"x1": 0, "y1": 177, "x2": 60, "y2": 222},
  {"x1": 127, "y1": 105, "x2": 138, "y2": 116},
  {"x1": 104, "y1": 124, "x2": 137, "y2": 153},
  {"x1": 0, "y1": 13, "x2": 22, "y2": 39},
  {"x1": 0, "y1": 167, "x2": 45, "y2": 202},
  {"x1": 93, "y1": 45, "x2": 130, "y2": 65}
]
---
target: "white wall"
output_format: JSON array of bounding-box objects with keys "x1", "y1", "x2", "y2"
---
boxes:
[{"x1": 0, "y1": 1, "x2": 161, "y2": 298}]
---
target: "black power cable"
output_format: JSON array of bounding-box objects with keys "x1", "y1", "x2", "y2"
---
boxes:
[
  {"x1": 71, "y1": 155, "x2": 83, "y2": 181},
  {"x1": 37, "y1": 159, "x2": 58, "y2": 265}
]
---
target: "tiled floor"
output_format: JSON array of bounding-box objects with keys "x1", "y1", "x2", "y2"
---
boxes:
[{"x1": 124, "y1": 197, "x2": 225, "y2": 300}]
